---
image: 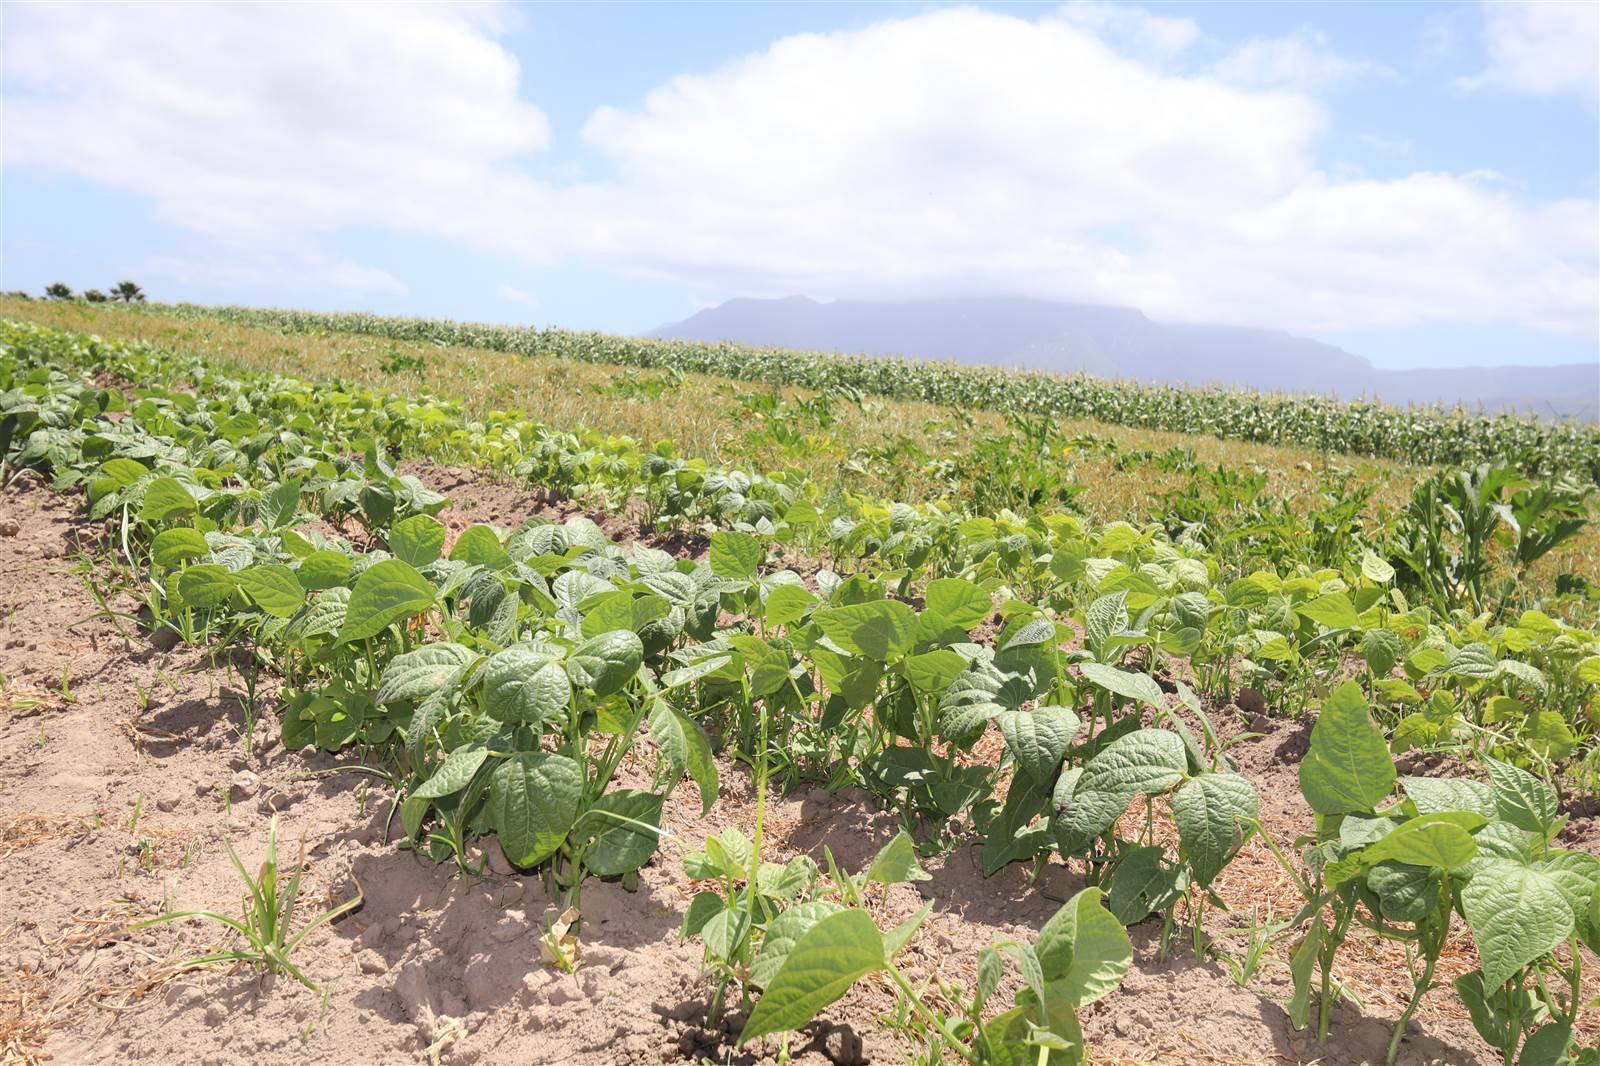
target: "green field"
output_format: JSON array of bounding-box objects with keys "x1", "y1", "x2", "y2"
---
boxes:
[{"x1": 3, "y1": 303, "x2": 1599, "y2": 1064}]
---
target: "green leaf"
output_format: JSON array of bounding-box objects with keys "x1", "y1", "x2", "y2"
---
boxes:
[
  {"x1": 566, "y1": 630, "x2": 644, "y2": 696},
  {"x1": 1298, "y1": 680, "x2": 1395, "y2": 816},
  {"x1": 376, "y1": 643, "x2": 477, "y2": 706},
  {"x1": 1364, "y1": 816, "x2": 1479, "y2": 871},
  {"x1": 1360, "y1": 550, "x2": 1395, "y2": 585},
  {"x1": 1401, "y1": 775, "x2": 1495, "y2": 818},
  {"x1": 923, "y1": 577, "x2": 992, "y2": 629},
  {"x1": 337, "y1": 559, "x2": 436, "y2": 643},
  {"x1": 235, "y1": 564, "x2": 306, "y2": 619},
  {"x1": 1083, "y1": 591, "x2": 1129, "y2": 653},
  {"x1": 764, "y1": 584, "x2": 816, "y2": 627},
  {"x1": 865, "y1": 831, "x2": 931, "y2": 885},
  {"x1": 413, "y1": 747, "x2": 489, "y2": 799},
  {"x1": 1170, "y1": 773, "x2": 1259, "y2": 887},
  {"x1": 748, "y1": 901, "x2": 845, "y2": 988},
  {"x1": 1367, "y1": 862, "x2": 1440, "y2": 924},
  {"x1": 902, "y1": 648, "x2": 967, "y2": 695},
  {"x1": 1058, "y1": 730, "x2": 1187, "y2": 853},
  {"x1": 150, "y1": 527, "x2": 209, "y2": 568},
  {"x1": 573, "y1": 789, "x2": 664, "y2": 876},
  {"x1": 296, "y1": 549, "x2": 352, "y2": 591},
  {"x1": 481, "y1": 646, "x2": 571, "y2": 725},
  {"x1": 1296, "y1": 592, "x2": 1357, "y2": 630},
  {"x1": 710, "y1": 530, "x2": 762, "y2": 579},
  {"x1": 139, "y1": 476, "x2": 196, "y2": 524},
  {"x1": 1461, "y1": 859, "x2": 1573, "y2": 990},
  {"x1": 647, "y1": 702, "x2": 719, "y2": 815},
  {"x1": 176, "y1": 563, "x2": 234, "y2": 609},
  {"x1": 450, "y1": 524, "x2": 510, "y2": 569},
  {"x1": 815, "y1": 600, "x2": 918, "y2": 661},
  {"x1": 1518, "y1": 1024, "x2": 1573, "y2": 1066},
  {"x1": 1077, "y1": 662, "x2": 1164, "y2": 710},
  {"x1": 1034, "y1": 887, "x2": 1132, "y2": 1008},
  {"x1": 488, "y1": 752, "x2": 583, "y2": 868},
  {"x1": 389, "y1": 514, "x2": 446, "y2": 567},
  {"x1": 1484, "y1": 756, "x2": 1559, "y2": 836},
  {"x1": 998, "y1": 706, "x2": 1081, "y2": 783},
  {"x1": 739, "y1": 910, "x2": 885, "y2": 1044}
]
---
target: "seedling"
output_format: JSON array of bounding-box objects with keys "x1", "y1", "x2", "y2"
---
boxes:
[{"x1": 133, "y1": 816, "x2": 362, "y2": 991}]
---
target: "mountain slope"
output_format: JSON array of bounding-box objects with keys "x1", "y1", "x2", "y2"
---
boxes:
[{"x1": 652, "y1": 296, "x2": 1597, "y2": 418}]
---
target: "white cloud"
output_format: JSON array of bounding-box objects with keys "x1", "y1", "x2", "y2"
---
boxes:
[
  {"x1": 1211, "y1": 27, "x2": 1396, "y2": 93},
  {"x1": 2, "y1": 3, "x2": 1594, "y2": 341},
  {"x1": 2, "y1": 1, "x2": 556, "y2": 254},
  {"x1": 1461, "y1": 0, "x2": 1599, "y2": 99},
  {"x1": 1056, "y1": 1, "x2": 1201, "y2": 61}
]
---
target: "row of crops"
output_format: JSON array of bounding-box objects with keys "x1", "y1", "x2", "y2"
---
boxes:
[
  {"x1": 102, "y1": 300, "x2": 1600, "y2": 484},
  {"x1": 3, "y1": 318, "x2": 1598, "y2": 1064}
]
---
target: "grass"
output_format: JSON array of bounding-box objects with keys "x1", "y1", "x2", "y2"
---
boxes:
[{"x1": 4, "y1": 296, "x2": 1595, "y2": 591}]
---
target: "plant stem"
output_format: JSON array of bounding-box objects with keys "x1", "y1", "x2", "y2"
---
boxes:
[{"x1": 885, "y1": 963, "x2": 982, "y2": 1066}]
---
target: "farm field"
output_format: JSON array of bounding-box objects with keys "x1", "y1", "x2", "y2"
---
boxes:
[{"x1": 2, "y1": 311, "x2": 1599, "y2": 1066}]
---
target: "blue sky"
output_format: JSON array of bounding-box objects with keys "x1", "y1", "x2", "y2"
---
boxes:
[{"x1": 3, "y1": 0, "x2": 1597, "y2": 370}]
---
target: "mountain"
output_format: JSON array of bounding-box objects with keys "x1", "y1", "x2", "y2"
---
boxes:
[{"x1": 651, "y1": 296, "x2": 1598, "y2": 419}]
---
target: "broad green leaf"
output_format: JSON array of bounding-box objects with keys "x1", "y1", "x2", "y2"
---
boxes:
[
  {"x1": 1360, "y1": 550, "x2": 1395, "y2": 584},
  {"x1": 1296, "y1": 592, "x2": 1357, "y2": 630},
  {"x1": 488, "y1": 752, "x2": 583, "y2": 867},
  {"x1": 1461, "y1": 859, "x2": 1573, "y2": 990},
  {"x1": 1364, "y1": 816, "x2": 1479, "y2": 871},
  {"x1": 566, "y1": 630, "x2": 644, "y2": 696},
  {"x1": 235, "y1": 564, "x2": 305, "y2": 619},
  {"x1": 574, "y1": 789, "x2": 664, "y2": 876},
  {"x1": 413, "y1": 747, "x2": 489, "y2": 799},
  {"x1": 748, "y1": 901, "x2": 845, "y2": 988},
  {"x1": 151, "y1": 526, "x2": 209, "y2": 568},
  {"x1": 1170, "y1": 773, "x2": 1259, "y2": 887},
  {"x1": 739, "y1": 909, "x2": 886, "y2": 1044},
  {"x1": 1077, "y1": 662, "x2": 1164, "y2": 710},
  {"x1": 296, "y1": 549, "x2": 352, "y2": 591},
  {"x1": 1059, "y1": 730, "x2": 1186, "y2": 850},
  {"x1": 710, "y1": 530, "x2": 762, "y2": 579},
  {"x1": 648, "y1": 702, "x2": 719, "y2": 815},
  {"x1": 139, "y1": 476, "x2": 196, "y2": 524},
  {"x1": 1401, "y1": 775, "x2": 1495, "y2": 818},
  {"x1": 1034, "y1": 887, "x2": 1132, "y2": 1008},
  {"x1": 1105, "y1": 845, "x2": 1184, "y2": 925},
  {"x1": 176, "y1": 563, "x2": 234, "y2": 609},
  {"x1": 337, "y1": 559, "x2": 436, "y2": 643},
  {"x1": 450, "y1": 524, "x2": 510, "y2": 569},
  {"x1": 764, "y1": 584, "x2": 816, "y2": 627},
  {"x1": 376, "y1": 642, "x2": 476, "y2": 705},
  {"x1": 1484, "y1": 756, "x2": 1558, "y2": 836},
  {"x1": 997, "y1": 706, "x2": 1081, "y2": 784},
  {"x1": 481, "y1": 646, "x2": 571, "y2": 725},
  {"x1": 1298, "y1": 681, "x2": 1395, "y2": 816},
  {"x1": 903, "y1": 648, "x2": 968, "y2": 694},
  {"x1": 1367, "y1": 862, "x2": 1440, "y2": 924},
  {"x1": 815, "y1": 600, "x2": 918, "y2": 661},
  {"x1": 865, "y1": 831, "x2": 932, "y2": 885},
  {"x1": 923, "y1": 577, "x2": 992, "y2": 629},
  {"x1": 1083, "y1": 591, "x2": 1130, "y2": 653},
  {"x1": 390, "y1": 514, "x2": 447, "y2": 567}
]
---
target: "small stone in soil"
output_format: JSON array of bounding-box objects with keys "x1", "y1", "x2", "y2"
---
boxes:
[{"x1": 228, "y1": 769, "x2": 260, "y2": 801}]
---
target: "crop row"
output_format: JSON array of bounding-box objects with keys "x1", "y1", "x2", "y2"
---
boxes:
[
  {"x1": 3, "y1": 319, "x2": 1598, "y2": 1062},
  {"x1": 101, "y1": 300, "x2": 1600, "y2": 484}
]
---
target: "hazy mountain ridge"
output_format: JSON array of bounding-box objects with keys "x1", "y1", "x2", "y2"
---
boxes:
[{"x1": 652, "y1": 296, "x2": 1598, "y2": 419}]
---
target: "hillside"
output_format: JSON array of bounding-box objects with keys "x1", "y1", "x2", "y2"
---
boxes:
[{"x1": 653, "y1": 295, "x2": 1598, "y2": 418}]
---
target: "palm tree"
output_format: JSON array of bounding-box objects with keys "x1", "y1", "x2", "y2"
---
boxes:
[
  {"x1": 44, "y1": 282, "x2": 72, "y2": 300},
  {"x1": 112, "y1": 280, "x2": 146, "y2": 303}
]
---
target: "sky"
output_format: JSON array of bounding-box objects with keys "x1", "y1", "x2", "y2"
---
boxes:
[{"x1": 2, "y1": 0, "x2": 1597, "y2": 371}]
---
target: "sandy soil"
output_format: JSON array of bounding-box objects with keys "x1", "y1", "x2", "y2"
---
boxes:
[{"x1": 2, "y1": 467, "x2": 1592, "y2": 1066}]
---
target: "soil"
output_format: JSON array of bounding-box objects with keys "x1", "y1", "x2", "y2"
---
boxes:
[{"x1": 2, "y1": 469, "x2": 1594, "y2": 1066}]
